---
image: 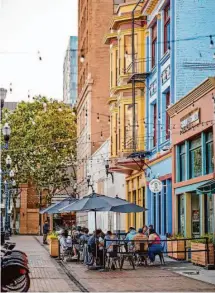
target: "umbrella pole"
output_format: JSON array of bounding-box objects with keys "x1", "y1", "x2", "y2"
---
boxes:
[{"x1": 94, "y1": 210, "x2": 98, "y2": 264}]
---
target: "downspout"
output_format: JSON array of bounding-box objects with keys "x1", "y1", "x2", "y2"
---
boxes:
[{"x1": 131, "y1": 0, "x2": 144, "y2": 152}]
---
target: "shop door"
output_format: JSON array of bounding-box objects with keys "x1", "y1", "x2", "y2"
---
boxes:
[{"x1": 191, "y1": 193, "x2": 200, "y2": 238}]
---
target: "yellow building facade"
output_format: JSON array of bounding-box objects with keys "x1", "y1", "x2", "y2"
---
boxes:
[{"x1": 104, "y1": 2, "x2": 148, "y2": 231}]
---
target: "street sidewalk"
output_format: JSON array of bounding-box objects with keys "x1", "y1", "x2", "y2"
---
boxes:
[
  {"x1": 35, "y1": 236, "x2": 215, "y2": 292},
  {"x1": 10, "y1": 236, "x2": 80, "y2": 292}
]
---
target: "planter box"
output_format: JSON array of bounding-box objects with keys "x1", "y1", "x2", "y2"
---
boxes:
[
  {"x1": 191, "y1": 242, "x2": 215, "y2": 266},
  {"x1": 172, "y1": 240, "x2": 186, "y2": 260},
  {"x1": 167, "y1": 240, "x2": 186, "y2": 260},
  {"x1": 49, "y1": 238, "x2": 59, "y2": 257},
  {"x1": 167, "y1": 239, "x2": 173, "y2": 257}
]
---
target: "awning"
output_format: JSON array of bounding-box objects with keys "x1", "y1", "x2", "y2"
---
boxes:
[
  {"x1": 40, "y1": 197, "x2": 77, "y2": 214},
  {"x1": 196, "y1": 179, "x2": 215, "y2": 195}
]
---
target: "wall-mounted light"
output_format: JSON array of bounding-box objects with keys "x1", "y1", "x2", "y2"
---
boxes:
[{"x1": 105, "y1": 159, "x2": 114, "y2": 183}]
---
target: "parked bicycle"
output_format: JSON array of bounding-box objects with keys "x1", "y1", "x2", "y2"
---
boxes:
[{"x1": 1, "y1": 241, "x2": 30, "y2": 292}]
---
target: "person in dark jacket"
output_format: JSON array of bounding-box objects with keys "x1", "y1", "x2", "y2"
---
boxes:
[{"x1": 43, "y1": 220, "x2": 49, "y2": 244}]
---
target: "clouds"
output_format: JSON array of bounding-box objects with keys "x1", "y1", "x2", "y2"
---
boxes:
[{"x1": 0, "y1": 0, "x2": 78, "y2": 101}]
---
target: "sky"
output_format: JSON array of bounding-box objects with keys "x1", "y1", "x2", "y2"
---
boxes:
[{"x1": 0, "y1": 0, "x2": 78, "y2": 102}]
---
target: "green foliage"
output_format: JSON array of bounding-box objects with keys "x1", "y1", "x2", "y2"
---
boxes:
[
  {"x1": 169, "y1": 233, "x2": 185, "y2": 239},
  {"x1": 48, "y1": 231, "x2": 58, "y2": 239},
  {"x1": 1, "y1": 96, "x2": 77, "y2": 202},
  {"x1": 191, "y1": 234, "x2": 215, "y2": 244}
]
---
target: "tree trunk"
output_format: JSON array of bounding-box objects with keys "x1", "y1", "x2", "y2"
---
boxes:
[{"x1": 12, "y1": 197, "x2": 17, "y2": 234}]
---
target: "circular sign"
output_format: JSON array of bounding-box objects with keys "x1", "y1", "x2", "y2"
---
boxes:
[{"x1": 149, "y1": 179, "x2": 163, "y2": 193}]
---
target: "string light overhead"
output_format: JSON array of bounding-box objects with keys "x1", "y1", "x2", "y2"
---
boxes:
[{"x1": 97, "y1": 113, "x2": 100, "y2": 122}]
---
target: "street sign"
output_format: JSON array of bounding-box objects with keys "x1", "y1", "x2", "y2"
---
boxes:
[{"x1": 149, "y1": 179, "x2": 163, "y2": 193}]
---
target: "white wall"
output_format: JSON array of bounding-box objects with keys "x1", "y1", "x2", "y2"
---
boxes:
[{"x1": 87, "y1": 139, "x2": 126, "y2": 233}]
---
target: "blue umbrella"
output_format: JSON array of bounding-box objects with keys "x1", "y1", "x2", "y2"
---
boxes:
[
  {"x1": 40, "y1": 197, "x2": 77, "y2": 214},
  {"x1": 60, "y1": 193, "x2": 147, "y2": 213},
  {"x1": 59, "y1": 193, "x2": 147, "y2": 268}
]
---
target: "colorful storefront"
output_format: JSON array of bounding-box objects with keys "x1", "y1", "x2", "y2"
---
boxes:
[
  {"x1": 168, "y1": 77, "x2": 215, "y2": 237},
  {"x1": 145, "y1": 153, "x2": 172, "y2": 236},
  {"x1": 104, "y1": 2, "x2": 148, "y2": 231}
]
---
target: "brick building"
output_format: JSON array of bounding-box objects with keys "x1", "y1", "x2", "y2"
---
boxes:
[{"x1": 76, "y1": 0, "x2": 113, "y2": 226}]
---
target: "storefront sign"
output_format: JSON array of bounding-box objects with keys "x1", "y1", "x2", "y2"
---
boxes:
[
  {"x1": 149, "y1": 179, "x2": 163, "y2": 193},
  {"x1": 180, "y1": 109, "x2": 200, "y2": 132}
]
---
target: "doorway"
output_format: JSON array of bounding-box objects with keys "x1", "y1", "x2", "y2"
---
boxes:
[{"x1": 191, "y1": 193, "x2": 200, "y2": 238}]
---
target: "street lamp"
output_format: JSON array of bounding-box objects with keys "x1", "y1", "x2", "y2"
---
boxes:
[
  {"x1": 6, "y1": 155, "x2": 12, "y2": 169},
  {"x1": 105, "y1": 160, "x2": 114, "y2": 183}
]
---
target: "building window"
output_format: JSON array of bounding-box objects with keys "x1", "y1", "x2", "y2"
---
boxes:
[
  {"x1": 164, "y1": 3, "x2": 170, "y2": 53},
  {"x1": 153, "y1": 103, "x2": 157, "y2": 147},
  {"x1": 115, "y1": 113, "x2": 118, "y2": 155},
  {"x1": 179, "y1": 144, "x2": 186, "y2": 181},
  {"x1": 178, "y1": 194, "x2": 185, "y2": 236},
  {"x1": 163, "y1": 181, "x2": 167, "y2": 235},
  {"x1": 124, "y1": 35, "x2": 132, "y2": 71},
  {"x1": 151, "y1": 22, "x2": 157, "y2": 68},
  {"x1": 204, "y1": 195, "x2": 213, "y2": 234},
  {"x1": 124, "y1": 104, "x2": 137, "y2": 149},
  {"x1": 116, "y1": 50, "x2": 118, "y2": 85},
  {"x1": 206, "y1": 131, "x2": 214, "y2": 174},
  {"x1": 165, "y1": 91, "x2": 170, "y2": 139},
  {"x1": 190, "y1": 136, "x2": 202, "y2": 178},
  {"x1": 110, "y1": 52, "x2": 113, "y2": 88}
]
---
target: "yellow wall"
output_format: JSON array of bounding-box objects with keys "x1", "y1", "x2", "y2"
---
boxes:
[
  {"x1": 107, "y1": 3, "x2": 147, "y2": 231},
  {"x1": 126, "y1": 173, "x2": 146, "y2": 231},
  {"x1": 109, "y1": 27, "x2": 146, "y2": 157}
]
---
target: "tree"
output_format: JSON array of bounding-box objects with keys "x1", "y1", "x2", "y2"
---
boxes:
[{"x1": 1, "y1": 96, "x2": 77, "y2": 232}]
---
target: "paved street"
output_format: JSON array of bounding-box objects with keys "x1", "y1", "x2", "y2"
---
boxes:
[
  {"x1": 12, "y1": 236, "x2": 215, "y2": 292},
  {"x1": 12, "y1": 236, "x2": 80, "y2": 292}
]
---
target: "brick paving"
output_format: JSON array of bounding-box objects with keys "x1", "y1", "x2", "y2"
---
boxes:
[
  {"x1": 11, "y1": 236, "x2": 80, "y2": 292},
  {"x1": 10, "y1": 236, "x2": 215, "y2": 292},
  {"x1": 65, "y1": 260, "x2": 215, "y2": 292}
]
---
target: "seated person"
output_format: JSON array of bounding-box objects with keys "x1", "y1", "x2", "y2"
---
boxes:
[
  {"x1": 105, "y1": 231, "x2": 118, "y2": 253},
  {"x1": 88, "y1": 229, "x2": 104, "y2": 266},
  {"x1": 125, "y1": 227, "x2": 137, "y2": 251},
  {"x1": 148, "y1": 229, "x2": 162, "y2": 264},
  {"x1": 133, "y1": 228, "x2": 148, "y2": 252},
  {"x1": 66, "y1": 230, "x2": 73, "y2": 248},
  {"x1": 59, "y1": 230, "x2": 69, "y2": 252}
]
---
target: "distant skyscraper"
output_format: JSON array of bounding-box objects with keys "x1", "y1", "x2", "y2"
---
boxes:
[{"x1": 63, "y1": 36, "x2": 78, "y2": 105}]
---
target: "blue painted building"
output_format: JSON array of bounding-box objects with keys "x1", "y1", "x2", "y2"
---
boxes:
[
  {"x1": 142, "y1": 0, "x2": 215, "y2": 237},
  {"x1": 63, "y1": 36, "x2": 78, "y2": 105}
]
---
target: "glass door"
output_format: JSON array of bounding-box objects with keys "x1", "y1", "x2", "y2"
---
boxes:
[{"x1": 191, "y1": 193, "x2": 200, "y2": 238}]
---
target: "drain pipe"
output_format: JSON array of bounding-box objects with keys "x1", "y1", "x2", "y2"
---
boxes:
[{"x1": 131, "y1": 0, "x2": 144, "y2": 151}]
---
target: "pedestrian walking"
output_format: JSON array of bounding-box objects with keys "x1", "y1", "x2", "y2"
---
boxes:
[{"x1": 43, "y1": 220, "x2": 49, "y2": 244}]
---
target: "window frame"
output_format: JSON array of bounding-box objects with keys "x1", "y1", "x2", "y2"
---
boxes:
[
  {"x1": 206, "y1": 130, "x2": 214, "y2": 174},
  {"x1": 153, "y1": 103, "x2": 157, "y2": 147},
  {"x1": 151, "y1": 22, "x2": 157, "y2": 68},
  {"x1": 189, "y1": 136, "x2": 202, "y2": 179},
  {"x1": 165, "y1": 91, "x2": 170, "y2": 139},
  {"x1": 164, "y1": 3, "x2": 170, "y2": 53},
  {"x1": 179, "y1": 144, "x2": 186, "y2": 181}
]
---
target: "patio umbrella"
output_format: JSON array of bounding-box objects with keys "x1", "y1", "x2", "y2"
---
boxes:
[
  {"x1": 40, "y1": 197, "x2": 77, "y2": 214},
  {"x1": 60, "y1": 193, "x2": 147, "y2": 213},
  {"x1": 59, "y1": 193, "x2": 147, "y2": 267}
]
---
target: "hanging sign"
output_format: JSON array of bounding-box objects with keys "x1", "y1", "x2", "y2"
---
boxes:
[{"x1": 149, "y1": 179, "x2": 163, "y2": 193}]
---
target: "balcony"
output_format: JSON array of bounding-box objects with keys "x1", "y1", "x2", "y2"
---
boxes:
[{"x1": 125, "y1": 59, "x2": 150, "y2": 83}]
